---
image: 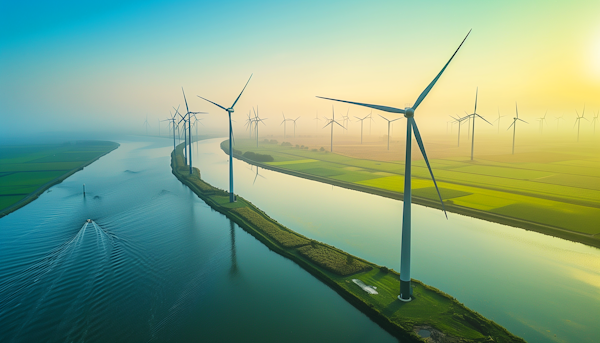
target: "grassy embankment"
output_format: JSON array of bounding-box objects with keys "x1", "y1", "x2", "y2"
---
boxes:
[
  {"x1": 171, "y1": 143, "x2": 525, "y2": 343},
  {"x1": 0, "y1": 141, "x2": 119, "y2": 217},
  {"x1": 230, "y1": 138, "x2": 600, "y2": 248}
]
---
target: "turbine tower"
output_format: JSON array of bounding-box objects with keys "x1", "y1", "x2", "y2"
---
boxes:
[
  {"x1": 508, "y1": 103, "x2": 528, "y2": 154},
  {"x1": 355, "y1": 113, "x2": 371, "y2": 144},
  {"x1": 555, "y1": 116, "x2": 564, "y2": 131},
  {"x1": 574, "y1": 107, "x2": 588, "y2": 142},
  {"x1": 493, "y1": 108, "x2": 505, "y2": 134},
  {"x1": 291, "y1": 116, "x2": 300, "y2": 138},
  {"x1": 317, "y1": 30, "x2": 470, "y2": 301},
  {"x1": 143, "y1": 116, "x2": 149, "y2": 135},
  {"x1": 162, "y1": 111, "x2": 177, "y2": 151},
  {"x1": 537, "y1": 111, "x2": 548, "y2": 134},
  {"x1": 198, "y1": 74, "x2": 253, "y2": 202},
  {"x1": 464, "y1": 88, "x2": 492, "y2": 161},
  {"x1": 378, "y1": 114, "x2": 402, "y2": 150},
  {"x1": 450, "y1": 115, "x2": 469, "y2": 147},
  {"x1": 253, "y1": 107, "x2": 267, "y2": 148},
  {"x1": 323, "y1": 106, "x2": 345, "y2": 152},
  {"x1": 280, "y1": 113, "x2": 291, "y2": 139}
]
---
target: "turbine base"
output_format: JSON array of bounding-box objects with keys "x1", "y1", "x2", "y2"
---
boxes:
[{"x1": 398, "y1": 295, "x2": 412, "y2": 302}]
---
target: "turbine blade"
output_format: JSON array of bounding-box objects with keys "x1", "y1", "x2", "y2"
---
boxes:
[
  {"x1": 316, "y1": 96, "x2": 406, "y2": 114},
  {"x1": 476, "y1": 114, "x2": 493, "y2": 125},
  {"x1": 322, "y1": 121, "x2": 332, "y2": 129},
  {"x1": 474, "y1": 87, "x2": 478, "y2": 114},
  {"x1": 518, "y1": 118, "x2": 528, "y2": 124},
  {"x1": 378, "y1": 114, "x2": 389, "y2": 122},
  {"x1": 391, "y1": 118, "x2": 402, "y2": 122},
  {"x1": 182, "y1": 88, "x2": 190, "y2": 113},
  {"x1": 231, "y1": 74, "x2": 253, "y2": 109},
  {"x1": 410, "y1": 118, "x2": 447, "y2": 218},
  {"x1": 507, "y1": 121, "x2": 515, "y2": 130},
  {"x1": 197, "y1": 96, "x2": 227, "y2": 111},
  {"x1": 412, "y1": 29, "x2": 471, "y2": 110},
  {"x1": 334, "y1": 120, "x2": 345, "y2": 129}
]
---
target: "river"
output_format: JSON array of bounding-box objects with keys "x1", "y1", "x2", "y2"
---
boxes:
[
  {"x1": 0, "y1": 137, "x2": 397, "y2": 342},
  {"x1": 193, "y1": 137, "x2": 600, "y2": 343}
]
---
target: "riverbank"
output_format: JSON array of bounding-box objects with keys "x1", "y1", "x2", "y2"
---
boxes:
[
  {"x1": 0, "y1": 141, "x2": 120, "y2": 218},
  {"x1": 171, "y1": 142, "x2": 525, "y2": 343},
  {"x1": 226, "y1": 140, "x2": 600, "y2": 249}
]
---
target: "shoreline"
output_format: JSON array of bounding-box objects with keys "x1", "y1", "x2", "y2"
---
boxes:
[
  {"x1": 0, "y1": 141, "x2": 120, "y2": 218},
  {"x1": 171, "y1": 142, "x2": 525, "y2": 343},
  {"x1": 223, "y1": 142, "x2": 600, "y2": 249}
]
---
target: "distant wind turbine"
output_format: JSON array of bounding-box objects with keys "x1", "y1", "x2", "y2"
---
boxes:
[
  {"x1": 317, "y1": 30, "x2": 470, "y2": 301},
  {"x1": 291, "y1": 116, "x2": 300, "y2": 137},
  {"x1": 555, "y1": 116, "x2": 564, "y2": 131},
  {"x1": 323, "y1": 106, "x2": 345, "y2": 152},
  {"x1": 180, "y1": 88, "x2": 207, "y2": 175},
  {"x1": 450, "y1": 115, "x2": 468, "y2": 147},
  {"x1": 245, "y1": 111, "x2": 255, "y2": 138},
  {"x1": 163, "y1": 111, "x2": 177, "y2": 151},
  {"x1": 143, "y1": 116, "x2": 149, "y2": 135},
  {"x1": 280, "y1": 113, "x2": 291, "y2": 139},
  {"x1": 355, "y1": 113, "x2": 371, "y2": 144},
  {"x1": 197, "y1": 74, "x2": 253, "y2": 202},
  {"x1": 574, "y1": 107, "x2": 588, "y2": 142},
  {"x1": 493, "y1": 108, "x2": 505, "y2": 134},
  {"x1": 314, "y1": 112, "x2": 320, "y2": 133},
  {"x1": 537, "y1": 111, "x2": 548, "y2": 134},
  {"x1": 592, "y1": 111, "x2": 599, "y2": 135},
  {"x1": 508, "y1": 103, "x2": 528, "y2": 154},
  {"x1": 464, "y1": 88, "x2": 492, "y2": 161},
  {"x1": 253, "y1": 107, "x2": 267, "y2": 148},
  {"x1": 378, "y1": 114, "x2": 402, "y2": 150}
]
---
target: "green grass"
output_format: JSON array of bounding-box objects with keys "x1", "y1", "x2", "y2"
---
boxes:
[
  {"x1": 231, "y1": 139, "x2": 600, "y2": 243},
  {"x1": 172, "y1": 143, "x2": 525, "y2": 343},
  {"x1": 0, "y1": 141, "x2": 118, "y2": 214}
]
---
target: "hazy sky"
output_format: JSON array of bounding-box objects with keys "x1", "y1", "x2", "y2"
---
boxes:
[{"x1": 2, "y1": 0, "x2": 600, "y2": 139}]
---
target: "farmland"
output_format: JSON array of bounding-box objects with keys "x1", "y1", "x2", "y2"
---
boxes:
[
  {"x1": 228, "y1": 136, "x2": 600, "y2": 247},
  {"x1": 0, "y1": 141, "x2": 119, "y2": 216}
]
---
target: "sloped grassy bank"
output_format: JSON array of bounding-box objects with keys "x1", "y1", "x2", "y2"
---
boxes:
[{"x1": 171, "y1": 143, "x2": 525, "y2": 343}]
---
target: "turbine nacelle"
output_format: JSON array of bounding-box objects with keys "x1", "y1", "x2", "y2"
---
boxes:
[
  {"x1": 404, "y1": 108, "x2": 414, "y2": 118},
  {"x1": 227, "y1": 108, "x2": 234, "y2": 113}
]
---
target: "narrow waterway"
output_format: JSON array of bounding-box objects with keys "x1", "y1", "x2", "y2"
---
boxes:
[
  {"x1": 193, "y1": 138, "x2": 600, "y2": 343},
  {"x1": 0, "y1": 137, "x2": 397, "y2": 342}
]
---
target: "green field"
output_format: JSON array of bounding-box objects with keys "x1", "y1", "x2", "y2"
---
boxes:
[
  {"x1": 0, "y1": 141, "x2": 119, "y2": 215},
  {"x1": 229, "y1": 139, "x2": 600, "y2": 245},
  {"x1": 171, "y1": 143, "x2": 525, "y2": 343}
]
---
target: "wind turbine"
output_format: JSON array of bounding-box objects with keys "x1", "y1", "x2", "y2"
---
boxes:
[
  {"x1": 555, "y1": 116, "x2": 564, "y2": 131},
  {"x1": 493, "y1": 108, "x2": 505, "y2": 134},
  {"x1": 343, "y1": 109, "x2": 350, "y2": 134},
  {"x1": 355, "y1": 113, "x2": 371, "y2": 144},
  {"x1": 537, "y1": 111, "x2": 548, "y2": 134},
  {"x1": 450, "y1": 115, "x2": 469, "y2": 147},
  {"x1": 143, "y1": 116, "x2": 149, "y2": 135},
  {"x1": 322, "y1": 106, "x2": 345, "y2": 152},
  {"x1": 280, "y1": 113, "x2": 291, "y2": 139},
  {"x1": 592, "y1": 111, "x2": 599, "y2": 135},
  {"x1": 176, "y1": 108, "x2": 189, "y2": 164},
  {"x1": 317, "y1": 30, "x2": 470, "y2": 301},
  {"x1": 180, "y1": 88, "x2": 207, "y2": 175},
  {"x1": 162, "y1": 110, "x2": 178, "y2": 151},
  {"x1": 291, "y1": 116, "x2": 300, "y2": 138},
  {"x1": 574, "y1": 107, "x2": 589, "y2": 142},
  {"x1": 197, "y1": 74, "x2": 253, "y2": 202},
  {"x1": 245, "y1": 111, "x2": 255, "y2": 138},
  {"x1": 314, "y1": 112, "x2": 320, "y2": 133},
  {"x1": 379, "y1": 114, "x2": 402, "y2": 150},
  {"x1": 253, "y1": 107, "x2": 267, "y2": 148},
  {"x1": 508, "y1": 103, "x2": 528, "y2": 154},
  {"x1": 464, "y1": 88, "x2": 492, "y2": 161}
]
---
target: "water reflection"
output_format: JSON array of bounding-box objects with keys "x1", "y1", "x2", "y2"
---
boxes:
[
  {"x1": 229, "y1": 219, "x2": 238, "y2": 276},
  {"x1": 194, "y1": 137, "x2": 600, "y2": 343}
]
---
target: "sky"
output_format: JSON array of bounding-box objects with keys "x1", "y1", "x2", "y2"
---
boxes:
[{"x1": 2, "y1": 0, "x2": 600, "y2": 140}]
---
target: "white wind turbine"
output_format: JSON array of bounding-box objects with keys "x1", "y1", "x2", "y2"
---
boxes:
[{"x1": 317, "y1": 30, "x2": 470, "y2": 301}]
